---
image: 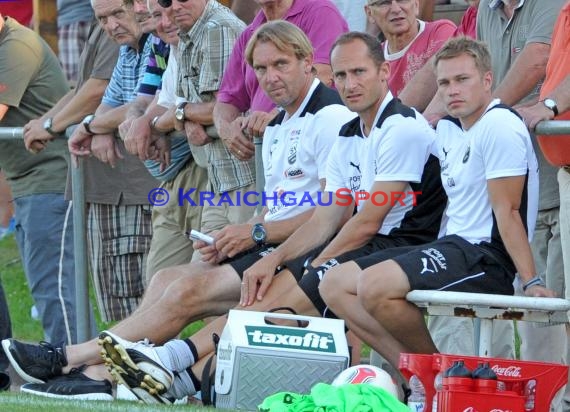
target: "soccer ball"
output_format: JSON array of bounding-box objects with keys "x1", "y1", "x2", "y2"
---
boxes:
[{"x1": 332, "y1": 365, "x2": 398, "y2": 398}]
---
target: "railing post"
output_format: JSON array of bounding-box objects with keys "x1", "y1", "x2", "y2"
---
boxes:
[{"x1": 67, "y1": 126, "x2": 91, "y2": 343}]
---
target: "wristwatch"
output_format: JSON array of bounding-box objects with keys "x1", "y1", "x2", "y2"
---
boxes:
[
  {"x1": 543, "y1": 98, "x2": 559, "y2": 116},
  {"x1": 175, "y1": 102, "x2": 188, "y2": 121},
  {"x1": 82, "y1": 114, "x2": 96, "y2": 134},
  {"x1": 150, "y1": 115, "x2": 160, "y2": 130},
  {"x1": 251, "y1": 223, "x2": 267, "y2": 246},
  {"x1": 43, "y1": 117, "x2": 58, "y2": 137}
]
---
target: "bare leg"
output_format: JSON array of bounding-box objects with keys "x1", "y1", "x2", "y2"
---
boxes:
[
  {"x1": 134, "y1": 261, "x2": 214, "y2": 312},
  {"x1": 62, "y1": 263, "x2": 241, "y2": 372},
  {"x1": 245, "y1": 269, "x2": 320, "y2": 316},
  {"x1": 320, "y1": 262, "x2": 408, "y2": 367},
  {"x1": 185, "y1": 269, "x2": 319, "y2": 359},
  {"x1": 358, "y1": 260, "x2": 437, "y2": 356},
  {"x1": 108, "y1": 264, "x2": 241, "y2": 344}
]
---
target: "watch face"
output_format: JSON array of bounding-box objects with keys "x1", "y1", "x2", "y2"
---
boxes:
[
  {"x1": 43, "y1": 118, "x2": 52, "y2": 130},
  {"x1": 252, "y1": 224, "x2": 266, "y2": 243},
  {"x1": 175, "y1": 109, "x2": 184, "y2": 121},
  {"x1": 544, "y1": 99, "x2": 558, "y2": 115}
]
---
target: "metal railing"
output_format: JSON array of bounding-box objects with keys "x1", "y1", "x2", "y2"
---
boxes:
[{"x1": 1, "y1": 118, "x2": 569, "y2": 343}]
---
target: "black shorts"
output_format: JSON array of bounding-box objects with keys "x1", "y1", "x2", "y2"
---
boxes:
[
  {"x1": 226, "y1": 243, "x2": 327, "y2": 281},
  {"x1": 354, "y1": 235, "x2": 515, "y2": 295},
  {"x1": 298, "y1": 235, "x2": 405, "y2": 315}
]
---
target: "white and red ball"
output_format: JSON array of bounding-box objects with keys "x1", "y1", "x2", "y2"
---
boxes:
[{"x1": 332, "y1": 365, "x2": 398, "y2": 398}]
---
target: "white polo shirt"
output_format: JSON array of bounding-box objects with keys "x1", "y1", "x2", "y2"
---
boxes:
[
  {"x1": 326, "y1": 91, "x2": 440, "y2": 236},
  {"x1": 435, "y1": 99, "x2": 539, "y2": 244},
  {"x1": 262, "y1": 79, "x2": 356, "y2": 222}
]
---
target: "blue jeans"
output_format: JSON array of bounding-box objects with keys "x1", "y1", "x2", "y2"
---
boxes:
[{"x1": 14, "y1": 193, "x2": 94, "y2": 344}]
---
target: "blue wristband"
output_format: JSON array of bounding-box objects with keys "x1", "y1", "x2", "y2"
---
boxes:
[{"x1": 522, "y1": 275, "x2": 545, "y2": 292}]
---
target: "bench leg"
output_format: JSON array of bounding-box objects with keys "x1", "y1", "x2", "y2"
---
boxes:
[{"x1": 479, "y1": 318, "x2": 493, "y2": 357}]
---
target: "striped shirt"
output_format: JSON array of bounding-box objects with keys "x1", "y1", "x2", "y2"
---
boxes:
[
  {"x1": 176, "y1": 0, "x2": 254, "y2": 194},
  {"x1": 138, "y1": 35, "x2": 170, "y2": 97},
  {"x1": 102, "y1": 34, "x2": 152, "y2": 107}
]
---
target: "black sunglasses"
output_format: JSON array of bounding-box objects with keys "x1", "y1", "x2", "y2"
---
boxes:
[{"x1": 158, "y1": 0, "x2": 189, "y2": 7}]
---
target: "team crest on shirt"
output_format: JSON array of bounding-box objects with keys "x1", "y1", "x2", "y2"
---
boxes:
[
  {"x1": 288, "y1": 131, "x2": 301, "y2": 164},
  {"x1": 462, "y1": 146, "x2": 470, "y2": 163}
]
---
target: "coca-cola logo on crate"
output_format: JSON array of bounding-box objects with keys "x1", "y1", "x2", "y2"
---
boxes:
[{"x1": 490, "y1": 365, "x2": 522, "y2": 378}]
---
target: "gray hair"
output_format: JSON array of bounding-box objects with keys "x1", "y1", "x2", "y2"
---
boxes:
[{"x1": 91, "y1": 0, "x2": 135, "y2": 8}]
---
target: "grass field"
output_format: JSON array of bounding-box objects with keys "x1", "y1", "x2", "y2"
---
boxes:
[{"x1": 0, "y1": 392, "x2": 231, "y2": 411}]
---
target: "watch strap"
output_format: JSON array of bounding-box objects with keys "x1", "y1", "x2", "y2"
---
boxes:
[
  {"x1": 83, "y1": 115, "x2": 95, "y2": 134},
  {"x1": 44, "y1": 118, "x2": 59, "y2": 137}
]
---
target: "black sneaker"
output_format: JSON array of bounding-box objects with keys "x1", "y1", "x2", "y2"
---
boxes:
[
  {"x1": 20, "y1": 367, "x2": 113, "y2": 401},
  {"x1": 1, "y1": 339, "x2": 67, "y2": 383}
]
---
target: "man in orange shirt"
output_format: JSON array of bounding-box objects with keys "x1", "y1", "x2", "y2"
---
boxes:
[{"x1": 518, "y1": 3, "x2": 570, "y2": 409}]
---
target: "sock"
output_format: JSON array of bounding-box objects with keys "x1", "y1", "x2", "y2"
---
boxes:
[
  {"x1": 186, "y1": 365, "x2": 201, "y2": 392},
  {"x1": 166, "y1": 369, "x2": 198, "y2": 400},
  {"x1": 183, "y1": 338, "x2": 198, "y2": 361},
  {"x1": 154, "y1": 339, "x2": 197, "y2": 373}
]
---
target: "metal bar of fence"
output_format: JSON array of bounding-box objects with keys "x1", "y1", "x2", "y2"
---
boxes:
[
  {"x1": 1, "y1": 117, "x2": 570, "y2": 343},
  {"x1": 534, "y1": 120, "x2": 570, "y2": 135},
  {"x1": 3, "y1": 120, "x2": 570, "y2": 140},
  {"x1": 0, "y1": 127, "x2": 24, "y2": 139}
]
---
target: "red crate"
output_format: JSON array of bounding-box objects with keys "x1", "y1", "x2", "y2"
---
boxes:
[
  {"x1": 438, "y1": 389, "x2": 524, "y2": 411},
  {"x1": 399, "y1": 353, "x2": 568, "y2": 412}
]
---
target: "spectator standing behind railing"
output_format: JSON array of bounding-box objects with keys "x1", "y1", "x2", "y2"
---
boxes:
[
  {"x1": 365, "y1": 0, "x2": 456, "y2": 111},
  {"x1": 21, "y1": 8, "x2": 122, "y2": 346},
  {"x1": 517, "y1": 2, "x2": 570, "y2": 410},
  {"x1": 0, "y1": 14, "x2": 77, "y2": 346},
  {"x1": 480, "y1": 0, "x2": 565, "y2": 362},
  {"x1": 65, "y1": 0, "x2": 158, "y2": 323},
  {"x1": 214, "y1": 0, "x2": 348, "y2": 165}
]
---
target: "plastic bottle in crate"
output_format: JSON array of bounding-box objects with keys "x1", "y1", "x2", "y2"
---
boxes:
[
  {"x1": 431, "y1": 371, "x2": 443, "y2": 412},
  {"x1": 472, "y1": 361, "x2": 497, "y2": 393},
  {"x1": 408, "y1": 374, "x2": 426, "y2": 412},
  {"x1": 524, "y1": 379, "x2": 536, "y2": 411},
  {"x1": 443, "y1": 360, "x2": 473, "y2": 391}
]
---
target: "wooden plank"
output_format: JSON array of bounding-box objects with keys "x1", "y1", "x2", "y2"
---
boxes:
[{"x1": 33, "y1": 0, "x2": 58, "y2": 54}]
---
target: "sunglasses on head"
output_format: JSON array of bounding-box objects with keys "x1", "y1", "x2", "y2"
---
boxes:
[{"x1": 158, "y1": 0, "x2": 189, "y2": 7}]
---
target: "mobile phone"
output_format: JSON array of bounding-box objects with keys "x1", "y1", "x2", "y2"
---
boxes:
[{"x1": 186, "y1": 229, "x2": 214, "y2": 245}]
